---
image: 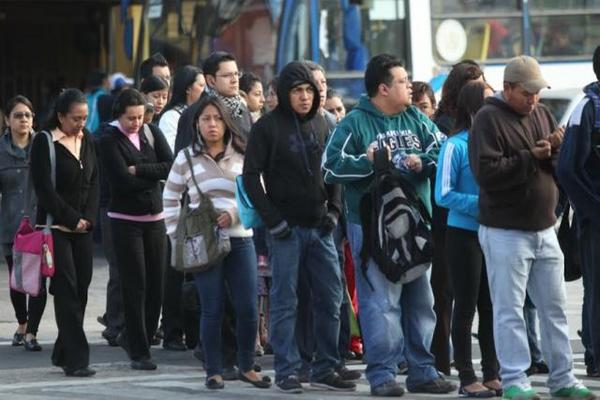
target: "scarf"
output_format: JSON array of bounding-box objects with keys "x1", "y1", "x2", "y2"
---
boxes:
[{"x1": 205, "y1": 85, "x2": 244, "y2": 119}]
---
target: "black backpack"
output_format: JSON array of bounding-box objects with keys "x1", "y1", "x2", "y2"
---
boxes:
[{"x1": 359, "y1": 148, "x2": 433, "y2": 288}]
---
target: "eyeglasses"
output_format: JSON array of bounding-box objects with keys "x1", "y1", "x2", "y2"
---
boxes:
[
  {"x1": 326, "y1": 106, "x2": 344, "y2": 113},
  {"x1": 12, "y1": 111, "x2": 34, "y2": 119},
  {"x1": 216, "y1": 71, "x2": 242, "y2": 80}
]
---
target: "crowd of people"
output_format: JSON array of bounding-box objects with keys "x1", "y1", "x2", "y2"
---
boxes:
[{"x1": 1, "y1": 45, "x2": 600, "y2": 399}]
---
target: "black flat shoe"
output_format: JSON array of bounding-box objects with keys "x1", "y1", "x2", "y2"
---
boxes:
[
  {"x1": 483, "y1": 383, "x2": 503, "y2": 397},
  {"x1": 24, "y1": 338, "x2": 42, "y2": 351},
  {"x1": 206, "y1": 377, "x2": 225, "y2": 390},
  {"x1": 12, "y1": 332, "x2": 25, "y2": 346},
  {"x1": 131, "y1": 359, "x2": 157, "y2": 370},
  {"x1": 459, "y1": 386, "x2": 496, "y2": 398},
  {"x1": 64, "y1": 367, "x2": 96, "y2": 377},
  {"x1": 238, "y1": 372, "x2": 272, "y2": 389},
  {"x1": 162, "y1": 339, "x2": 187, "y2": 351}
]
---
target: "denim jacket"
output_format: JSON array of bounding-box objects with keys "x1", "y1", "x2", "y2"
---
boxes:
[{"x1": 0, "y1": 132, "x2": 36, "y2": 250}]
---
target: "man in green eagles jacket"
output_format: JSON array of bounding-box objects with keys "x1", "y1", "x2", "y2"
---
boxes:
[{"x1": 322, "y1": 53, "x2": 454, "y2": 397}]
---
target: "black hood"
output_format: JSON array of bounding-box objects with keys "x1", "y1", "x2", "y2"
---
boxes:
[{"x1": 276, "y1": 61, "x2": 321, "y2": 120}]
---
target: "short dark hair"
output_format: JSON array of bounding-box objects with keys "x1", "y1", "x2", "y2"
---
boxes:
[
  {"x1": 191, "y1": 96, "x2": 246, "y2": 155},
  {"x1": 411, "y1": 81, "x2": 436, "y2": 108},
  {"x1": 326, "y1": 89, "x2": 341, "y2": 100},
  {"x1": 46, "y1": 88, "x2": 87, "y2": 130},
  {"x1": 239, "y1": 72, "x2": 262, "y2": 94},
  {"x1": 453, "y1": 80, "x2": 489, "y2": 134},
  {"x1": 202, "y1": 51, "x2": 236, "y2": 77},
  {"x1": 437, "y1": 61, "x2": 484, "y2": 118},
  {"x1": 140, "y1": 75, "x2": 169, "y2": 94},
  {"x1": 163, "y1": 65, "x2": 202, "y2": 113},
  {"x1": 365, "y1": 54, "x2": 404, "y2": 98},
  {"x1": 303, "y1": 60, "x2": 326, "y2": 75},
  {"x1": 5, "y1": 95, "x2": 34, "y2": 116},
  {"x1": 594, "y1": 45, "x2": 600, "y2": 81},
  {"x1": 112, "y1": 88, "x2": 147, "y2": 119},
  {"x1": 140, "y1": 52, "x2": 169, "y2": 81}
]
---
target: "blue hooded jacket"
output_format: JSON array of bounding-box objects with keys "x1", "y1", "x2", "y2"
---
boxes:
[
  {"x1": 435, "y1": 129, "x2": 479, "y2": 231},
  {"x1": 557, "y1": 81, "x2": 600, "y2": 229}
]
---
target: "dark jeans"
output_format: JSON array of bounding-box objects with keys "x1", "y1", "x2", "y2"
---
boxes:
[
  {"x1": 446, "y1": 227, "x2": 499, "y2": 385},
  {"x1": 269, "y1": 227, "x2": 343, "y2": 382},
  {"x1": 50, "y1": 230, "x2": 93, "y2": 370},
  {"x1": 580, "y1": 223, "x2": 600, "y2": 371},
  {"x1": 111, "y1": 218, "x2": 166, "y2": 361},
  {"x1": 430, "y1": 203, "x2": 453, "y2": 375},
  {"x1": 5, "y1": 254, "x2": 47, "y2": 335},
  {"x1": 193, "y1": 237, "x2": 258, "y2": 377},
  {"x1": 100, "y1": 208, "x2": 123, "y2": 331},
  {"x1": 296, "y1": 222, "x2": 350, "y2": 371}
]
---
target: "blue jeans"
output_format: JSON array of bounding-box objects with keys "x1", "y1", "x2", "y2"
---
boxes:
[
  {"x1": 269, "y1": 227, "x2": 343, "y2": 382},
  {"x1": 193, "y1": 237, "x2": 258, "y2": 377},
  {"x1": 478, "y1": 225, "x2": 578, "y2": 392},
  {"x1": 347, "y1": 223, "x2": 439, "y2": 389},
  {"x1": 524, "y1": 295, "x2": 543, "y2": 363}
]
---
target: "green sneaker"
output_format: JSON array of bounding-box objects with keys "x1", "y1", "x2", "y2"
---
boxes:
[
  {"x1": 551, "y1": 383, "x2": 597, "y2": 399},
  {"x1": 503, "y1": 385, "x2": 541, "y2": 400}
]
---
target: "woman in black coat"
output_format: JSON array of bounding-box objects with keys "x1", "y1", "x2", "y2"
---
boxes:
[
  {"x1": 30, "y1": 88, "x2": 99, "y2": 377},
  {"x1": 99, "y1": 88, "x2": 173, "y2": 370}
]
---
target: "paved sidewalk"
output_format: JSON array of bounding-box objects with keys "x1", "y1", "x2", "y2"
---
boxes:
[{"x1": 0, "y1": 248, "x2": 595, "y2": 399}]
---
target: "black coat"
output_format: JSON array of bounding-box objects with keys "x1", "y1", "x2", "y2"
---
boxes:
[
  {"x1": 243, "y1": 61, "x2": 342, "y2": 229},
  {"x1": 30, "y1": 131, "x2": 99, "y2": 231},
  {"x1": 99, "y1": 124, "x2": 173, "y2": 215}
]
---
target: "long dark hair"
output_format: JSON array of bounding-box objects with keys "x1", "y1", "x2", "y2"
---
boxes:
[
  {"x1": 191, "y1": 96, "x2": 246, "y2": 155},
  {"x1": 436, "y1": 61, "x2": 484, "y2": 119},
  {"x1": 453, "y1": 81, "x2": 490, "y2": 135},
  {"x1": 45, "y1": 88, "x2": 87, "y2": 130},
  {"x1": 163, "y1": 65, "x2": 202, "y2": 113}
]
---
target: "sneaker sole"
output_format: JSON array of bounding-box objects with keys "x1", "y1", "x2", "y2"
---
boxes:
[
  {"x1": 310, "y1": 382, "x2": 357, "y2": 392},
  {"x1": 276, "y1": 386, "x2": 303, "y2": 394}
]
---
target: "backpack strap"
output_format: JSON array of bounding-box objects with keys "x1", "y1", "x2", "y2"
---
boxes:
[
  {"x1": 585, "y1": 88, "x2": 600, "y2": 129},
  {"x1": 44, "y1": 131, "x2": 56, "y2": 231},
  {"x1": 182, "y1": 148, "x2": 218, "y2": 215},
  {"x1": 142, "y1": 124, "x2": 155, "y2": 149}
]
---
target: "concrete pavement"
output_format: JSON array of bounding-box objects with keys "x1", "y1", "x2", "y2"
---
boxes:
[{"x1": 0, "y1": 248, "x2": 598, "y2": 399}]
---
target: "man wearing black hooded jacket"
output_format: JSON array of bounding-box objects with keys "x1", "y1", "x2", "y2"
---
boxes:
[{"x1": 243, "y1": 61, "x2": 354, "y2": 393}]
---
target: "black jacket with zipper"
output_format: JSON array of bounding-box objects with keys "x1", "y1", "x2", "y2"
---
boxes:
[
  {"x1": 243, "y1": 61, "x2": 342, "y2": 232},
  {"x1": 99, "y1": 124, "x2": 173, "y2": 215}
]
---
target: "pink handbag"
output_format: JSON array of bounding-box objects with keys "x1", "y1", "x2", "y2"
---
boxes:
[
  {"x1": 10, "y1": 217, "x2": 55, "y2": 296},
  {"x1": 9, "y1": 131, "x2": 56, "y2": 296}
]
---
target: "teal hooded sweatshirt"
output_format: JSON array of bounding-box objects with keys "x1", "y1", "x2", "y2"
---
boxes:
[{"x1": 322, "y1": 95, "x2": 443, "y2": 224}]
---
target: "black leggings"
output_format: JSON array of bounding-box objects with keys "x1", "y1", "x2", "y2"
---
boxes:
[
  {"x1": 5, "y1": 254, "x2": 47, "y2": 335},
  {"x1": 446, "y1": 226, "x2": 499, "y2": 385}
]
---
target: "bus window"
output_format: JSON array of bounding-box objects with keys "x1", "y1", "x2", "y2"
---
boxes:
[
  {"x1": 319, "y1": 0, "x2": 409, "y2": 72},
  {"x1": 430, "y1": 1, "x2": 522, "y2": 64},
  {"x1": 529, "y1": 2, "x2": 600, "y2": 61}
]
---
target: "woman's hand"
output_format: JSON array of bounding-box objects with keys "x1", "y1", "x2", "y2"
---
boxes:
[
  {"x1": 76, "y1": 218, "x2": 91, "y2": 232},
  {"x1": 217, "y1": 212, "x2": 232, "y2": 229}
]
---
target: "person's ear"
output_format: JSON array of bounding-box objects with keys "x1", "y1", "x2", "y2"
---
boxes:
[
  {"x1": 206, "y1": 74, "x2": 216, "y2": 87},
  {"x1": 379, "y1": 83, "x2": 389, "y2": 97}
]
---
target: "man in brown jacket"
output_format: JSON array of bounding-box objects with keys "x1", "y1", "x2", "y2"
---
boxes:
[{"x1": 469, "y1": 56, "x2": 595, "y2": 400}]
